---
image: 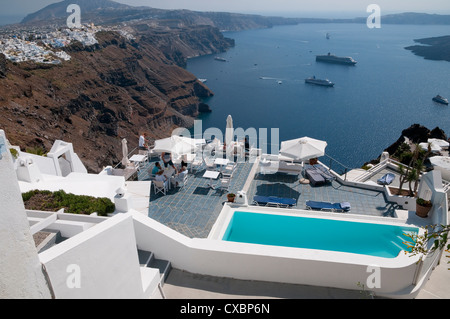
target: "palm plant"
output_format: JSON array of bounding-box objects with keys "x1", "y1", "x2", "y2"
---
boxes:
[{"x1": 397, "y1": 143, "x2": 431, "y2": 197}]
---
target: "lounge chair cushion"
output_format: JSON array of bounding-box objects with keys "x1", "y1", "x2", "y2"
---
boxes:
[
  {"x1": 313, "y1": 164, "x2": 336, "y2": 181},
  {"x1": 305, "y1": 168, "x2": 326, "y2": 186},
  {"x1": 377, "y1": 173, "x2": 395, "y2": 185},
  {"x1": 253, "y1": 196, "x2": 296, "y2": 207},
  {"x1": 305, "y1": 200, "x2": 351, "y2": 212}
]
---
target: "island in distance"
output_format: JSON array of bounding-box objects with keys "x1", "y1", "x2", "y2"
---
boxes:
[{"x1": 405, "y1": 35, "x2": 450, "y2": 62}]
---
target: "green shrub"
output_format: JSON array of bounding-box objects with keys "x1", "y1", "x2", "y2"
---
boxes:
[
  {"x1": 9, "y1": 148, "x2": 19, "y2": 159},
  {"x1": 26, "y1": 146, "x2": 46, "y2": 156},
  {"x1": 22, "y1": 189, "x2": 115, "y2": 216}
]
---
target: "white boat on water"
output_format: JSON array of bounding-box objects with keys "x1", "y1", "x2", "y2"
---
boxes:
[
  {"x1": 432, "y1": 95, "x2": 449, "y2": 105},
  {"x1": 198, "y1": 78, "x2": 207, "y2": 83}
]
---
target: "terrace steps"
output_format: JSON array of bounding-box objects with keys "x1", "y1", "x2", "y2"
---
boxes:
[{"x1": 138, "y1": 249, "x2": 172, "y2": 298}]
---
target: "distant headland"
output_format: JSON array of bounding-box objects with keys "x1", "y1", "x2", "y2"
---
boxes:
[{"x1": 405, "y1": 35, "x2": 450, "y2": 62}]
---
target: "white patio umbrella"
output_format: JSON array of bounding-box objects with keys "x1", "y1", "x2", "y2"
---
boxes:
[
  {"x1": 121, "y1": 138, "x2": 130, "y2": 167},
  {"x1": 225, "y1": 115, "x2": 234, "y2": 145},
  {"x1": 279, "y1": 137, "x2": 327, "y2": 161},
  {"x1": 153, "y1": 135, "x2": 197, "y2": 155}
]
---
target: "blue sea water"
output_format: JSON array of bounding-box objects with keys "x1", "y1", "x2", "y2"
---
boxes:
[
  {"x1": 223, "y1": 211, "x2": 418, "y2": 258},
  {"x1": 187, "y1": 23, "x2": 450, "y2": 170}
]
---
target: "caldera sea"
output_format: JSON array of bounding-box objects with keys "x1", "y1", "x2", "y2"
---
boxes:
[{"x1": 187, "y1": 23, "x2": 450, "y2": 170}]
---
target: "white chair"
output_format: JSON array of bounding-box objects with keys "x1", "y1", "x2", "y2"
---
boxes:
[
  {"x1": 172, "y1": 170, "x2": 188, "y2": 188},
  {"x1": 218, "y1": 177, "x2": 231, "y2": 191},
  {"x1": 204, "y1": 138, "x2": 223, "y2": 157},
  {"x1": 222, "y1": 162, "x2": 236, "y2": 178},
  {"x1": 204, "y1": 157, "x2": 216, "y2": 170},
  {"x1": 191, "y1": 154, "x2": 203, "y2": 173},
  {"x1": 178, "y1": 173, "x2": 188, "y2": 188},
  {"x1": 153, "y1": 179, "x2": 168, "y2": 195}
]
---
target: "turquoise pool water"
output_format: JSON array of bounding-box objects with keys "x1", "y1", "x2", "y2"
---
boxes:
[{"x1": 222, "y1": 212, "x2": 418, "y2": 258}]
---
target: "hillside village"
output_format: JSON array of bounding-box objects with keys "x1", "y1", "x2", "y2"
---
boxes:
[{"x1": 0, "y1": 23, "x2": 134, "y2": 64}]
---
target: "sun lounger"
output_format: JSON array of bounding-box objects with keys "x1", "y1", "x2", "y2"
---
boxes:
[
  {"x1": 313, "y1": 164, "x2": 336, "y2": 182},
  {"x1": 305, "y1": 200, "x2": 351, "y2": 212},
  {"x1": 377, "y1": 173, "x2": 395, "y2": 185},
  {"x1": 304, "y1": 168, "x2": 326, "y2": 186},
  {"x1": 253, "y1": 195, "x2": 297, "y2": 208}
]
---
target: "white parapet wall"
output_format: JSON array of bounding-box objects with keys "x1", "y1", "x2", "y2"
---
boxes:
[
  {"x1": 39, "y1": 213, "x2": 148, "y2": 299},
  {"x1": 0, "y1": 130, "x2": 52, "y2": 299}
]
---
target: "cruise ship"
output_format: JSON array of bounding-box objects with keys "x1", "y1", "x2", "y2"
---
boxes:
[
  {"x1": 316, "y1": 53, "x2": 357, "y2": 65},
  {"x1": 432, "y1": 95, "x2": 449, "y2": 105},
  {"x1": 305, "y1": 76, "x2": 334, "y2": 87}
]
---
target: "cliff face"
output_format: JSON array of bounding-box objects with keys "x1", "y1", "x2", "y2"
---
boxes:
[
  {"x1": 382, "y1": 124, "x2": 448, "y2": 160},
  {"x1": 0, "y1": 26, "x2": 232, "y2": 172}
]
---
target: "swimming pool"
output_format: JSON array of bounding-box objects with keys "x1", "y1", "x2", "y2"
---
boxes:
[{"x1": 222, "y1": 211, "x2": 418, "y2": 258}]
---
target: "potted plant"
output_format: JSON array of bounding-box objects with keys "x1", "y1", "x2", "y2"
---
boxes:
[
  {"x1": 227, "y1": 193, "x2": 236, "y2": 203},
  {"x1": 416, "y1": 197, "x2": 432, "y2": 218}
]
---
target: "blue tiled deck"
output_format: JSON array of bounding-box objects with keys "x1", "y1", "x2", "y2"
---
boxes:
[
  {"x1": 247, "y1": 172, "x2": 397, "y2": 217},
  {"x1": 140, "y1": 159, "x2": 398, "y2": 239},
  {"x1": 142, "y1": 159, "x2": 253, "y2": 238}
]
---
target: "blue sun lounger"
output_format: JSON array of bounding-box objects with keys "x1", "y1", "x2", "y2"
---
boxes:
[
  {"x1": 253, "y1": 196, "x2": 297, "y2": 208},
  {"x1": 377, "y1": 173, "x2": 395, "y2": 185},
  {"x1": 305, "y1": 200, "x2": 351, "y2": 212}
]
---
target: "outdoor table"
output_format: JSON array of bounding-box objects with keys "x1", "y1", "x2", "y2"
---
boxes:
[
  {"x1": 129, "y1": 154, "x2": 148, "y2": 171},
  {"x1": 129, "y1": 154, "x2": 147, "y2": 164},
  {"x1": 214, "y1": 158, "x2": 229, "y2": 171},
  {"x1": 203, "y1": 170, "x2": 221, "y2": 189}
]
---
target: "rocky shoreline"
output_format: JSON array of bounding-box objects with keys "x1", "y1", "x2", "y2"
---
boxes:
[{"x1": 365, "y1": 124, "x2": 448, "y2": 166}]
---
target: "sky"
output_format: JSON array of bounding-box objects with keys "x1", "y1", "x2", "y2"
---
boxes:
[{"x1": 1, "y1": 0, "x2": 450, "y2": 19}]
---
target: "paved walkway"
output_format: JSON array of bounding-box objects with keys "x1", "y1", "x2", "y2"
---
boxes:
[{"x1": 164, "y1": 249, "x2": 449, "y2": 299}]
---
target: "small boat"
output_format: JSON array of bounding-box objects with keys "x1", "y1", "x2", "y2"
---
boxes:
[
  {"x1": 278, "y1": 81, "x2": 283, "y2": 84},
  {"x1": 198, "y1": 78, "x2": 207, "y2": 83},
  {"x1": 432, "y1": 95, "x2": 449, "y2": 105},
  {"x1": 305, "y1": 76, "x2": 334, "y2": 87},
  {"x1": 214, "y1": 57, "x2": 227, "y2": 62}
]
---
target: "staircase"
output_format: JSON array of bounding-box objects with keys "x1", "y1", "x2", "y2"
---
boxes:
[{"x1": 138, "y1": 249, "x2": 172, "y2": 299}]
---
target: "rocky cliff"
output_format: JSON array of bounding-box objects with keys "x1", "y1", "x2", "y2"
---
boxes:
[
  {"x1": 364, "y1": 124, "x2": 448, "y2": 166},
  {"x1": 0, "y1": 26, "x2": 233, "y2": 172}
]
